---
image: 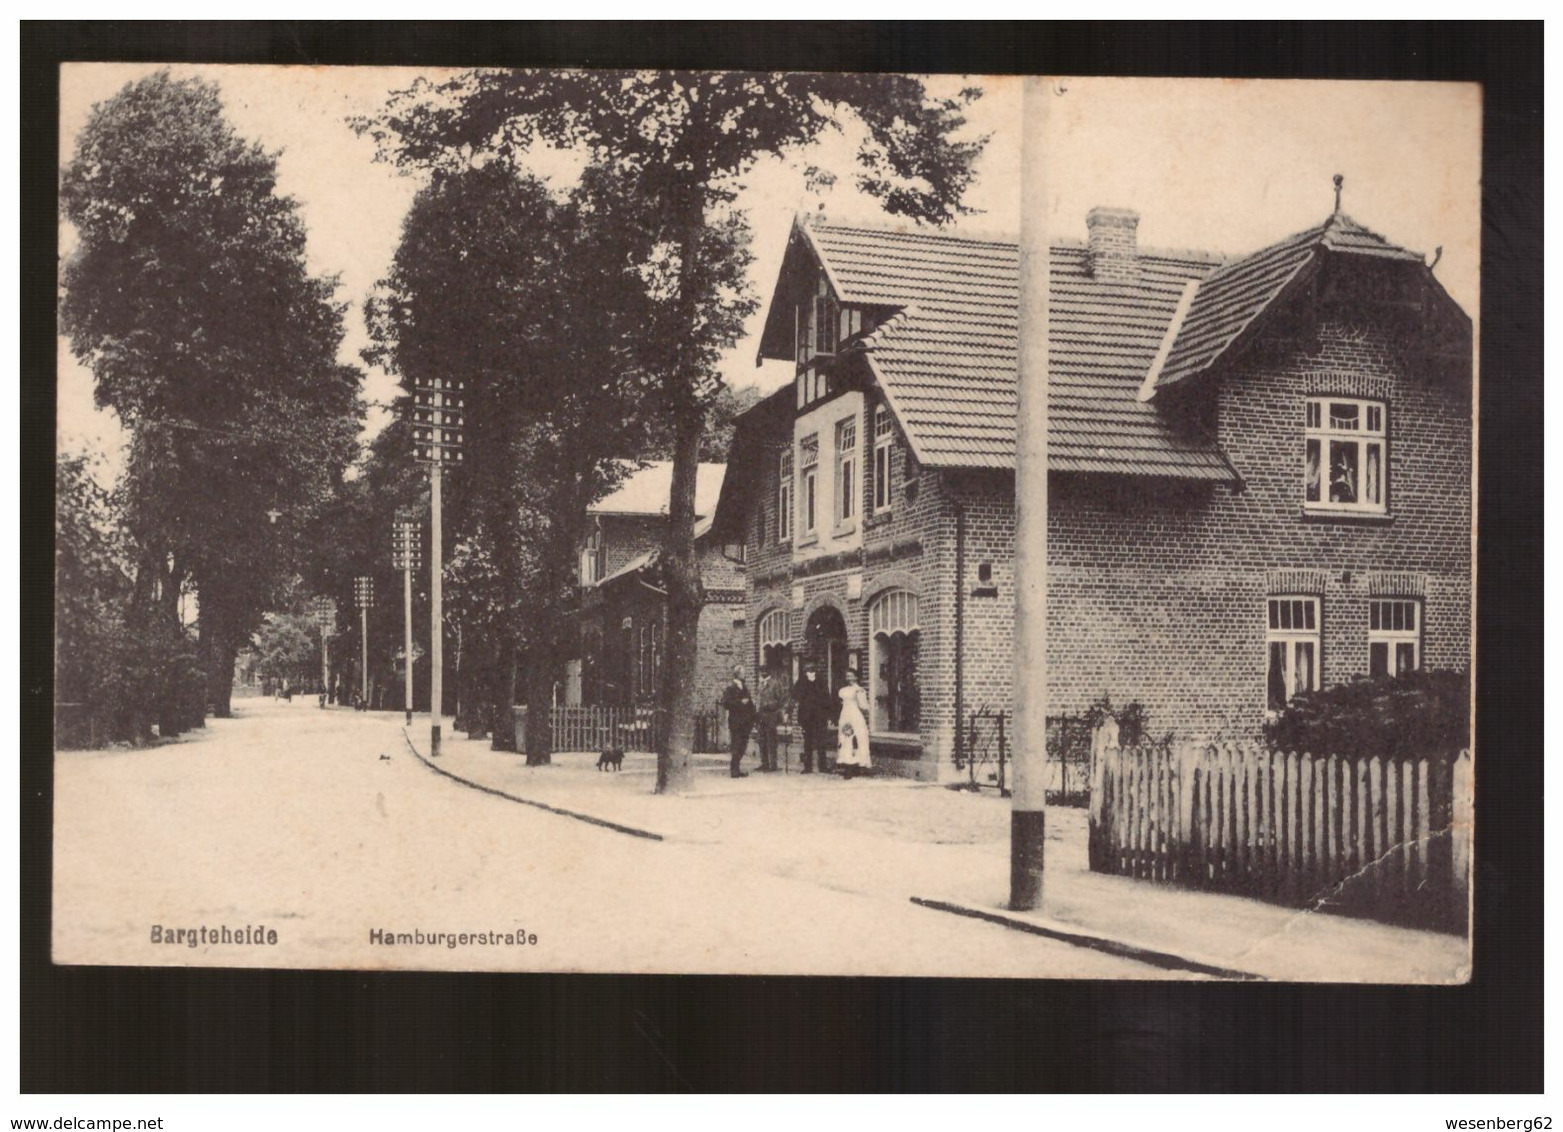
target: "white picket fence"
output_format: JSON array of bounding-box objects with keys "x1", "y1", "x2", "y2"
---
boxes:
[{"x1": 1088, "y1": 737, "x2": 1472, "y2": 930}]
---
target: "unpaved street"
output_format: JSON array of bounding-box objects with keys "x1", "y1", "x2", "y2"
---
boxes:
[{"x1": 53, "y1": 697, "x2": 1163, "y2": 976}]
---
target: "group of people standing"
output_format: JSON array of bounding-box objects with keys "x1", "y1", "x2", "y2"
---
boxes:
[{"x1": 718, "y1": 663, "x2": 872, "y2": 780}]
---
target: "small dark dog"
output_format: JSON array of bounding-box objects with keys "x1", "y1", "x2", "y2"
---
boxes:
[{"x1": 597, "y1": 747, "x2": 625, "y2": 772}]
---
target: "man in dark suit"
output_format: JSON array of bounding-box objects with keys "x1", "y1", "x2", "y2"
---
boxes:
[
  {"x1": 754, "y1": 665, "x2": 788, "y2": 773},
  {"x1": 790, "y1": 661, "x2": 833, "y2": 774},
  {"x1": 719, "y1": 666, "x2": 756, "y2": 778}
]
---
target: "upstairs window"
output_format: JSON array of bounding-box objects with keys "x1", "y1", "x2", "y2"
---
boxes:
[
  {"x1": 800, "y1": 433, "x2": 819, "y2": 536},
  {"x1": 1306, "y1": 397, "x2": 1386, "y2": 513},
  {"x1": 836, "y1": 415, "x2": 857, "y2": 524},
  {"x1": 1266, "y1": 596, "x2": 1320, "y2": 712},
  {"x1": 776, "y1": 448, "x2": 793, "y2": 543},
  {"x1": 873, "y1": 405, "x2": 894, "y2": 512},
  {"x1": 579, "y1": 524, "x2": 604, "y2": 586},
  {"x1": 814, "y1": 274, "x2": 837, "y2": 356},
  {"x1": 1369, "y1": 599, "x2": 1421, "y2": 678}
]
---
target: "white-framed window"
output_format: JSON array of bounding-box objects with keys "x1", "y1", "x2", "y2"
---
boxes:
[
  {"x1": 800, "y1": 433, "x2": 819, "y2": 536},
  {"x1": 1266, "y1": 595, "x2": 1320, "y2": 712},
  {"x1": 759, "y1": 609, "x2": 792, "y2": 677},
  {"x1": 776, "y1": 448, "x2": 793, "y2": 543},
  {"x1": 578, "y1": 523, "x2": 604, "y2": 586},
  {"x1": 869, "y1": 590, "x2": 920, "y2": 733},
  {"x1": 836, "y1": 415, "x2": 857, "y2": 524},
  {"x1": 873, "y1": 405, "x2": 894, "y2": 513},
  {"x1": 1305, "y1": 397, "x2": 1386, "y2": 513},
  {"x1": 1369, "y1": 599, "x2": 1421, "y2": 679}
]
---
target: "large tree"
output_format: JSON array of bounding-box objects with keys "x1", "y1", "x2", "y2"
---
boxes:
[
  {"x1": 364, "y1": 161, "x2": 646, "y2": 760},
  {"x1": 359, "y1": 71, "x2": 985, "y2": 792},
  {"x1": 61, "y1": 70, "x2": 362, "y2": 718}
]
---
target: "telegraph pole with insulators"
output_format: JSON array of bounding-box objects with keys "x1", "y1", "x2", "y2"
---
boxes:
[
  {"x1": 392, "y1": 515, "x2": 423, "y2": 727},
  {"x1": 410, "y1": 378, "x2": 464, "y2": 755},
  {"x1": 312, "y1": 596, "x2": 337, "y2": 707},
  {"x1": 354, "y1": 576, "x2": 375, "y2": 709}
]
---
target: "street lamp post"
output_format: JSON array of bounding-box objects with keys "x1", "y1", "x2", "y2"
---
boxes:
[
  {"x1": 354, "y1": 576, "x2": 375, "y2": 710},
  {"x1": 392, "y1": 517, "x2": 424, "y2": 727},
  {"x1": 312, "y1": 596, "x2": 336, "y2": 707},
  {"x1": 410, "y1": 378, "x2": 464, "y2": 755}
]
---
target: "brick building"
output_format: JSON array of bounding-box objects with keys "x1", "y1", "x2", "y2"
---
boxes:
[
  {"x1": 709, "y1": 205, "x2": 1472, "y2": 780},
  {"x1": 567, "y1": 461, "x2": 746, "y2": 709}
]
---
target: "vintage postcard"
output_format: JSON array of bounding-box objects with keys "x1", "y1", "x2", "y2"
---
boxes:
[{"x1": 53, "y1": 66, "x2": 1478, "y2": 981}]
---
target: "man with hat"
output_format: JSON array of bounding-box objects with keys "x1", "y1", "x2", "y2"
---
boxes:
[
  {"x1": 718, "y1": 666, "x2": 757, "y2": 778},
  {"x1": 790, "y1": 660, "x2": 834, "y2": 774}
]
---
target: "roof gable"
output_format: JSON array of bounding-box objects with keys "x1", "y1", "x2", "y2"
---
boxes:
[
  {"x1": 1154, "y1": 213, "x2": 1426, "y2": 392},
  {"x1": 802, "y1": 220, "x2": 1232, "y2": 479}
]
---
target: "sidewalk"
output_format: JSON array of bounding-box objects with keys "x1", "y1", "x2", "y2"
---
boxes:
[{"x1": 403, "y1": 722, "x2": 1469, "y2": 983}]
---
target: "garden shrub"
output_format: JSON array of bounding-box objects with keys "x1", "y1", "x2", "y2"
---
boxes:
[{"x1": 1262, "y1": 668, "x2": 1470, "y2": 760}]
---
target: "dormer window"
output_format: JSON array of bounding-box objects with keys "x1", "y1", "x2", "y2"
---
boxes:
[{"x1": 1305, "y1": 397, "x2": 1386, "y2": 514}]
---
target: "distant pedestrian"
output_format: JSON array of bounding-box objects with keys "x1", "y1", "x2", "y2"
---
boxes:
[
  {"x1": 755, "y1": 665, "x2": 788, "y2": 773},
  {"x1": 835, "y1": 669, "x2": 871, "y2": 778},
  {"x1": 790, "y1": 661, "x2": 833, "y2": 774},
  {"x1": 719, "y1": 666, "x2": 756, "y2": 778}
]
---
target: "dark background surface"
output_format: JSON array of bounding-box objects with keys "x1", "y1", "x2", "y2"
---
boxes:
[{"x1": 21, "y1": 21, "x2": 1543, "y2": 1093}]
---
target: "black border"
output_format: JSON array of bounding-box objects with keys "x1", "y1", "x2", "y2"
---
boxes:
[{"x1": 21, "y1": 21, "x2": 1542, "y2": 1093}]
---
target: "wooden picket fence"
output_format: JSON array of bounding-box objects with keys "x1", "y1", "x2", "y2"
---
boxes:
[
  {"x1": 1088, "y1": 742, "x2": 1472, "y2": 932},
  {"x1": 549, "y1": 705, "x2": 729, "y2": 754},
  {"x1": 550, "y1": 705, "x2": 663, "y2": 753}
]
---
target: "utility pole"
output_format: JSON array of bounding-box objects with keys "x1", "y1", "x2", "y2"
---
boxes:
[
  {"x1": 1011, "y1": 75, "x2": 1052, "y2": 911},
  {"x1": 410, "y1": 377, "x2": 464, "y2": 755},
  {"x1": 355, "y1": 576, "x2": 375, "y2": 710},
  {"x1": 312, "y1": 596, "x2": 336, "y2": 707},
  {"x1": 392, "y1": 515, "x2": 423, "y2": 727}
]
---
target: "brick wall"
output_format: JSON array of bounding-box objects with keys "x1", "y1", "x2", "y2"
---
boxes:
[
  {"x1": 1045, "y1": 315, "x2": 1470, "y2": 739},
  {"x1": 597, "y1": 515, "x2": 663, "y2": 576}
]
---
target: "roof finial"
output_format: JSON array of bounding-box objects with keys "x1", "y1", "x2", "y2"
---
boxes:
[{"x1": 1333, "y1": 173, "x2": 1344, "y2": 214}]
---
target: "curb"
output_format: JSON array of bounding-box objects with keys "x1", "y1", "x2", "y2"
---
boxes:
[
  {"x1": 909, "y1": 897, "x2": 1266, "y2": 980},
  {"x1": 400, "y1": 727, "x2": 666, "y2": 842}
]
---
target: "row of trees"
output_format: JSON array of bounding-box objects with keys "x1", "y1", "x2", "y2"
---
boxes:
[{"x1": 58, "y1": 71, "x2": 362, "y2": 742}]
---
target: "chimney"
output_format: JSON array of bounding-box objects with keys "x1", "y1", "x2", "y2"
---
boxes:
[{"x1": 1086, "y1": 206, "x2": 1140, "y2": 281}]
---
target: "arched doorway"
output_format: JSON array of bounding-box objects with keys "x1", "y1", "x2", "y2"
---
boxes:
[{"x1": 804, "y1": 604, "x2": 849, "y2": 697}]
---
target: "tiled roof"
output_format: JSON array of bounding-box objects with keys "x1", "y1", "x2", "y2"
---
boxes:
[
  {"x1": 802, "y1": 221, "x2": 1233, "y2": 478},
  {"x1": 1155, "y1": 213, "x2": 1423, "y2": 391},
  {"x1": 590, "y1": 461, "x2": 726, "y2": 517},
  {"x1": 594, "y1": 517, "x2": 723, "y2": 589},
  {"x1": 598, "y1": 548, "x2": 659, "y2": 588}
]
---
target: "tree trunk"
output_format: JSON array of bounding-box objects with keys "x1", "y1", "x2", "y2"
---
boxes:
[
  {"x1": 656, "y1": 405, "x2": 706, "y2": 794},
  {"x1": 524, "y1": 640, "x2": 553, "y2": 766},
  {"x1": 491, "y1": 646, "x2": 518, "y2": 752},
  {"x1": 463, "y1": 637, "x2": 491, "y2": 739},
  {"x1": 210, "y1": 636, "x2": 239, "y2": 718}
]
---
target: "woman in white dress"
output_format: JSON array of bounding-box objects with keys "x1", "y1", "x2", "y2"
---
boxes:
[{"x1": 835, "y1": 669, "x2": 872, "y2": 778}]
